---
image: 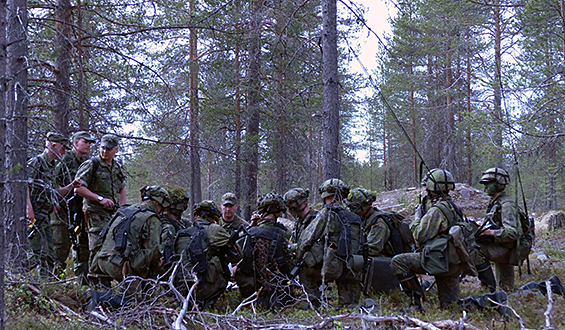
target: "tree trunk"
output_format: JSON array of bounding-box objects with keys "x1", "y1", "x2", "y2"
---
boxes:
[
  {"x1": 234, "y1": 38, "x2": 242, "y2": 206},
  {"x1": 321, "y1": 0, "x2": 340, "y2": 180},
  {"x1": 6, "y1": 0, "x2": 29, "y2": 274},
  {"x1": 243, "y1": 0, "x2": 262, "y2": 220},
  {"x1": 189, "y1": 0, "x2": 201, "y2": 217},
  {"x1": 0, "y1": 0, "x2": 7, "y2": 326},
  {"x1": 76, "y1": 0, "x2": 88, "y2": 129},
  {"x1": 54, "y1": 0, "x2": 72, "y2": 135},
  {"x1": 493, "y1": 0, "x2": 503, "y2": 166}
]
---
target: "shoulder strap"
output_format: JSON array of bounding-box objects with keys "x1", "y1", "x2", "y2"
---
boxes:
[{"x1": 87, "y1": 156, "x2": 100, "y2": 186}]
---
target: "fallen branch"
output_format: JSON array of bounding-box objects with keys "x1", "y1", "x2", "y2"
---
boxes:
[{"x1": 544, "y1": 280, "x2": 554, "y2": 330}]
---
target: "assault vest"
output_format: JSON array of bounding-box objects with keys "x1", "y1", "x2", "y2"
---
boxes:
[
  {"x1": 161, "y1": 215, "x2": 183, "y2": 265},
  {"x1": 98, "y1": 204, "x2": 153, "y2": 265},
  {"x1": 173, "y1": 222, "x2": 210, "y2": 274},
  {"x1": 371, "y1": 209, "x2": 414, "y2": 254},
  {"x1": 239, "y1": 222, "x2": 290, "y2": 276}
]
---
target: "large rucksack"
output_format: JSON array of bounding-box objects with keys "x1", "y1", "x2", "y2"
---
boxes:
[
  {"x1": 239, "y1": 222, "x2": 290, "y2": 276},
  {"x1": 330, "y1": 204, "x2": 364, "y2": 258},
  {"x1": 510, "y1": 204, "x2": 535, "y2": 266},
  {"x1": 173, "y1": 223, "x2": 210, "y2": 274},
  {"x1": 372, "y1": 209, "x2": 414, "y2": 254},
  {"x1": 99, "y1": 204, "x2": 149, "y2": 259}
]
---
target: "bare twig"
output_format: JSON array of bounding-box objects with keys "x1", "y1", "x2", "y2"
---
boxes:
[{"x1": 544, "y1": 280, "x2": 554, "y2": 330}]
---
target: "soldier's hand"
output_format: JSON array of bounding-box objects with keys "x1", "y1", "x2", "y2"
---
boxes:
[
  {"x1": 26, "y1": 205, "x2": 35, "y2": 221},
  {"x1": 100, "y1": 197, "x2": 115, "y2": 209},
  {"x1": 480, "y1": 229, "x2": 495, "y2": 236},
  {"x1": 414, "y1": 203, "x2": 423, "y2": 220},
  {"x1": 72, "y1": 178, "x2": 82, "y2": 188},
  {"x1": 251, "y1": 211, "x2": 260, "y2": 225}
]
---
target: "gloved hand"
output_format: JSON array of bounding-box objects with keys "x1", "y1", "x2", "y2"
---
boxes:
[{"x1": 414, "y1": 203, "x2": 423, "y2": 221}]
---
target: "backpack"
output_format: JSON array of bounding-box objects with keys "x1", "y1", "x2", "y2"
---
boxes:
[
  {"x1": 330, "y1": 204, "x2": 364, "y2": 258},
  {"x1": 372, "y1": 210, "x2": 414, "y2": 254},
  {"x1": 161, "y1": 216, "x2": 183, "y2": 265},
  {"x1": 239, "y1": 222, "x2": 290, "y2": 276},
  {"x1": 511, "y1": 206, "x2": 535, "y2": 266},
  {"x1": 173, "y1": 223, "x2": 210, "y2": 274}
]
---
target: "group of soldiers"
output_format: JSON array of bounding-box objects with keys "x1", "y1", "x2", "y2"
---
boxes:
[{"x1": 27, "y1": 131, "x2": 539, "y2": 312}]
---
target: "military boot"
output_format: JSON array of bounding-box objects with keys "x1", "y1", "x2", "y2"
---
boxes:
[
  {"x1": 85, "y1": 289, "x2": 126, "y2": 312},
  {"x1": 397, "y1": 272, "x2": 425, "y2": 310},
  {"x1": 476, "y1": 262, "x2": 496, "y2": 293}
]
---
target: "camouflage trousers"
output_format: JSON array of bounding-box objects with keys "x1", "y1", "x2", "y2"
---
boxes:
[
  {"x1": 391, "y1": 252, "x2": 461, "y2": 308},
  {"x1": 28, "y1": 213, "x2": 55, "y2": 279},
  {"x1": 335, "y1": 271, "x2": 362, "y2": 308},
  {"x1": 85, "y1": 211, "x2": 112, "y2": 265},
  {"x1": 51, "y1": 211, "x2": 71, "y2": 276},
  {"x1": 299, "y1": 265, "x2": 323, "y2": 306},
  {"x1": 475, "y1": 244, "x2": 515, "y2": 292}
]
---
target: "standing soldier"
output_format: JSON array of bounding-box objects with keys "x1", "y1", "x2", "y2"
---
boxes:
[
  {"x1": 236, "y1": 193, "x2": 293, "y2": 309},
  {"x1": 174, "y1": 200, "x2": 241, "y2": 310},
  {"x1": 74, "y1": 134, "x2": 127, "y2": 282},
  {"x1": 391, "y1": 169, "x2": 471, "y2": 310},
  {"x1": 475, "y1": 167, "x2": 519, "y2": 292},
  {"x1": 26, "y1": 132, "x2": 79, "y2": 278},
  {"x1": 160, "y1": 185, "x2": 190, "y2": 269},
  {"x1": 218, "y1": 192, "x2": 249, "y2": 235},
  {"x1": 52, "y1": 131, "x2": 96, "y2": 283},
  {"x1": 296, "y1": 179, "x2": 364, "y2": 309}
]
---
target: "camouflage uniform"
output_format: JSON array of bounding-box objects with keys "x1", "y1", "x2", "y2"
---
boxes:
[
  {"x1": 92, "y1": 200, "x2": 162, "y2": 283},
  {"x1": 363, "y1": 208, "x2": 396, "y2": 257},
  {"x1": 391, "y1": 196, "x2": 463, "y2": 308},
  {"x1": 175, "y1": 216, "x2": 241, "y2": 309},
  {"x1": 296, "y1": 202, "x2": 363, "y2": 308},
  {"x1": 236, "y1": 216, "x2": 293, "y2": 308},
  {"x1": 475, "y1": 192, "x2": 520, "y2": 292},
  {"x1": 27, "y1": 151, "x2": 58, "y2": 277},
  {"x1": 218, "y1": 214, "x2": 249, "y2": 235},
  {"x1": 75, "y1": 154, "x2": 126, "y2": 262},
  {"x1": 52, "y1": 148, "x2": 90, "y2": 278}
]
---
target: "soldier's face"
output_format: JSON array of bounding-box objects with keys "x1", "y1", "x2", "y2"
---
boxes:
[
  {"x1": 221, "y1": 203, "x2": 237, "y2": 221},
  {"x1": 100, "y1": 145, "x2": 118, "y2": 162},
  {"x1": 483, "y1": 181, "x2": 497, "y2": 196},
  {"x1": 74, "y1": 138, "x2": 92, "y2": 156},
  {"x1": 51, "y1": 142, "x2": 66, "y2": 158}
]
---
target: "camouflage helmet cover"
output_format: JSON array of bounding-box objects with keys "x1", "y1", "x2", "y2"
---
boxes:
[
  {"x1": 283, "y1": 188, "x2": 309, "y2": 209},
  {"x1": 257, "y1": 192, "x2": 286, "y2": 215},
  {"x1": 479, "y1": 167, "x2": 510, "y2": 185},
  {"x1": 318, "y1": 178, "x2": 350, "y2": 199},
  {"x1": 194, "y1": 200, "x2": 221, "y2": 220},
  {"x1": 423, "y1": 168, "x2": 455, "y2": 192},
  {"x1": 347, "y1": 188, "x2": 376, "y2": 213},
  {"x1": 163, "y1": 184, "x2": 190, "y2": 212},
  {"x1": 140, "y1": 185, "x2": 171, "y2": 208}
]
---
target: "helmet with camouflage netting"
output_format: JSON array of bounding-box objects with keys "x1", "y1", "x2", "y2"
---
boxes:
[
  {"x1": 140, "y1": 185, "x2": 171, "y2": 208},
  {"x1": 479, "y1": 167, "x2": 510, "y2": 185},
  {"x1": 257, "y1": 192, "x2": 286, "y2": 215},
  {"x1": 283, "y1": 188, "x2": 309, "y2": 209},
  {"x1": 194, "y1": 200, "x2": 221, "y2": 220},
  {"x1": 346, "y1": 188, "x2": 377, "y2": 213},
  {"x1": 163, "y1": 184, "x2": 190, "y2": 213},
  {"x1": 318, "y1": 178, "x2": 350, "y2": 200},
  {"x1": 422, "y1": 169, "x2": 455, "y2": 192}
]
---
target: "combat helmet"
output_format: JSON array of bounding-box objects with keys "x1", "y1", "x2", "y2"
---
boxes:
[
  {"x1": 422, "y1": 169, "x2": 455, "y2": 192},
  {"x1": 164, "y1": 185, "x2": 190, "y2": 213},
  {"x1": 257, "y1": 193, "x2": 286, "y2": 215},
  {"x1": 194, "y1": 200, "x2": 221, "y2": 220},
  {"x1": 479, "y1": 167, "x2": 510, "y2": 185},
  {"x1": 318, "y1": 178, "x2": 350, "y2": 200},
  {"x1": 283, "y1": 188, "x2": 309, "y2": 209},
  {"x1": 347, "y1": 188, "x2": 376, "y2": 213},
  {"x1": 140, "y1": 185, "x2": 171, "y2": 208}
]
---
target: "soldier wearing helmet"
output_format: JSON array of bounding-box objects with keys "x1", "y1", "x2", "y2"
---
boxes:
[
  {"x1": 295, "y1": 179, "x2": 364, "y2": 309},
  {"x1": 284, "y1": 188, "x2": 317, "y2": 243},
  {"x1": 159, "y1": 184, "x2": 190, "y2": 271},
  {"x1": 173, "y1": 200, "x2": 241, "y2": 309},
  {"x1": 219, "y1": 193, "x2": 249, "y2": 235},
  {"x1": 391, "y1": 169, "x2": 467, "y2": 310},
  {"x1": 87, "y1": 185, "x2": 168, "y2": 310},
  {"x1": 235, "y1": 193, "x2": 293, "y2": 309},
  {"x1": 474, "y1": 167, "x2": 520, "y2": 292}
]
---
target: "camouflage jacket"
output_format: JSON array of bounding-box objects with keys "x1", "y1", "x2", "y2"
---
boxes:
[
  {"x1": 363, "y1": 208, "x2": 394, "y2": 257},
  {"x1": 27, "y1": 151, "x2": 58, "y2": 216},
  {"x1": 75, "y1": 155, "x2": 126, "y2": 215},
  {"x1": 245, "y1": 217, "x2": 292, "y2": 275},
  {"x1": 410, "y1": 197, "x2": 454, "y2": 248},
  {"x1": 193, "y1": 218, "x2": 241, "y2": 262},
  {"x1": 292, "y1": 208, "x2": 318, "y2": 244},
  {"x1": 54, "y1": 149, "x2": 88, "y2": 208},
  {"x1": 160, "y1": 215, "x2": 185, "y2": 260},
  {"x1": 218, "y1": 214, "x2": 249, "y2": 236},
  {"x1": 486, "y1": 192, "x2": 520, "y2": 244}
]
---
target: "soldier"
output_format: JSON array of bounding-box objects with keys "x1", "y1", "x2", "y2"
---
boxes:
[
  {"x1": 174, "y1": 200, "x2": 241, "y2": 309},
  {"x1": 296, "y1": 179, "x2": 364, "y2": 309},
  {"x1": 391, "y1": 169, "x2": 468, "y2": 310},
  {"x1": 235, "y1": 193, "x2": 293, "y2": 309},
  {"x1": 160, "y1": 185, "x2": 190, "y2": 269},
  {"x1": 87, "y1": 186, "x2": 167, "y2": 310},
  {"x1": 26, "y1": 132, "x2": 80, "y2": 278},
  {"x1": 475, "y1": 167, "x2": 520, "y2": 292},
  {"x1": 74, "y1": 134, "x2": 127, "y2": 279},
  {"x1": 52, "y1": 131, "x2": 96, "y2": 282},
  {"x1": 218, "y1": 192, "x2": 249, "y2": 235}
]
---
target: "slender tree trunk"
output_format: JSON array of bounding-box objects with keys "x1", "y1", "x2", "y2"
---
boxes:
[
  {"x1": 466, "y1": 56, "x2": 473, "y2": 185},
  {"x1": 561, "y1": 0, "x2": 565, "y2": 67},
  {"x1": 76, "y1": 0, "x2": 88, "y2": 129},
  {"x1": 189, "y1": 0, "x2": 201, "y2": 216},
  {"x1": 408, "y1": 61, "x2": 417, "y2": 186},
  {"x1": 6, "y1": 0, "x2": 29, "y2": 273},
  {"x1": 243, "y1": 0, "x2": 262, "y2": 220},
  {"x1": 493, "y1": 0, "x2": 503, "y2": 166},
  {"x1": 234, "y1": 39, "x2": 242, "y2": 204},
  {"x1": 321, "y1": 0, "x2": 340, "y2": 180},
  {"x1": 54, "y1": 0, "x2": 72, "y2": 135},
  {"x1": 0, "y1": 0, "x2": 7, "y2": 326}
]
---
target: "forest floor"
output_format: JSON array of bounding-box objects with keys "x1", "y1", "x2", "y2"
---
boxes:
[{"x1": 4, "y1": 185, "x2": 565, "y2": 329}]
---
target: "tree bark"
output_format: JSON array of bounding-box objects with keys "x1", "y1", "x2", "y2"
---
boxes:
[
  {"x1": 493, "y1": 0, "x2": 503, "y2": 166},
  {"x1": 189, "y1": 0, "x2": 202, "y2": 217},
  {"x1": 6, "y1": 0, "x2": 29, "y2": 273},
  {"x1": 321, "y1": 0, "x2": 340, "y2": 180},
  {"x1": 0, "y1": 0, "x2": 7, "y2": 326},
  {"x1": 54, "y1": 0, "x2": 72, "y2": 135}
]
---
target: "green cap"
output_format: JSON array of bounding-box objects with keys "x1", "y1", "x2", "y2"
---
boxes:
[
  {"x1": 46, "y1": 132, "x2": 70, "y2": 149},
  {"x1": 71, "y1": 131, "x2": 96, "y2": 142},
  {"x1": 100, "y1": 134, "x2": 119, "y2": 149},
  {"x1": 221, "y1": 192, "x2": 238, "y2": 205}
]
